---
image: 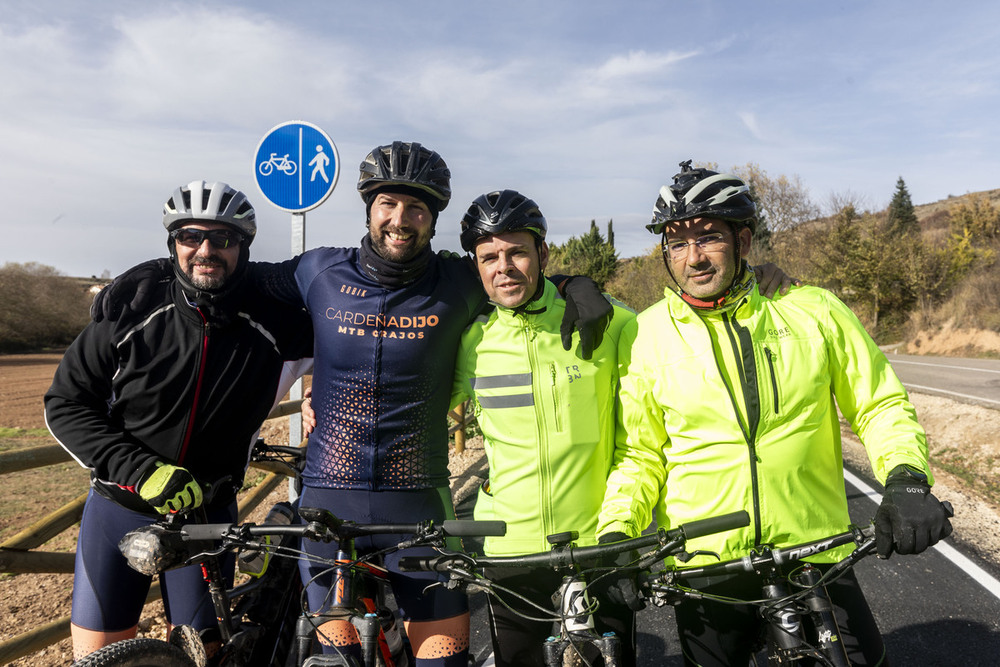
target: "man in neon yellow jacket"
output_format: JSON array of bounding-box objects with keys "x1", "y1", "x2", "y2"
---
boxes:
[
  {"x1": 451, "y1": 190, "x2": 637, "y2": 666},
  {"x1": 596, "y1": 161, "x2": 953, "y2": 667}
]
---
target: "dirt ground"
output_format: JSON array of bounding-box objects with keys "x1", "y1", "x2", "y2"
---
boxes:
[{"x1": 2, "y1": 351, "x2": 999, "y2": 666}]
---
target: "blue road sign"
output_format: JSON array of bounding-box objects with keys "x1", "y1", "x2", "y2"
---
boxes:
[{"x1": 253, "y1": 121, "x2": 339, "y2": 212}]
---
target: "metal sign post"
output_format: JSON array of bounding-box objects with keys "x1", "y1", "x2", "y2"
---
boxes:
[{"x1": 253, "y1": 121, "x2": 338, "y2": 477}]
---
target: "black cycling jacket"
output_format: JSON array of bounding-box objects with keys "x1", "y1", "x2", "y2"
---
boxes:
[{"x1": 45, "y1": 278, "x2": 312, "y2": 513}]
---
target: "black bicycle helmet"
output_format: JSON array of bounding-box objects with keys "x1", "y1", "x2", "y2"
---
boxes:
[
  {"x1": 460, "y1": 189, "x2": 547, "y2": 252},
  {"x1": 647, "y1": 160, "x2": 756, "y2": 235},
  {"x1": 357, "y1": 141, "x2": 451, "y2": 210},
  {"x1": 162, "y1": 180, "x2": 257, "y2": 244}
]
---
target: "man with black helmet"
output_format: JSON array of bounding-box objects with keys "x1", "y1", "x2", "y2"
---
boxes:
[
  {"x1": 45, "y1": 181, "x2": 313, "y2": 660},
  {"x1": 596, "y1": 161, "x2": 954, "y2": 665},
  {"x1": 450, "y1": 189, "x2": 638, "y2": 666}
]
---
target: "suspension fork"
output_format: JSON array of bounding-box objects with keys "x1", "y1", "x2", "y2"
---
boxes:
[
  {"x1": 759, "y1": 564, "x2": 807, "y2": 661},
  {"x1": 791, "y1": 565, "x2": 850, "y2": 667}
]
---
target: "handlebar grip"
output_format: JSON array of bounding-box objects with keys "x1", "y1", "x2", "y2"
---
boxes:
[
  {"x1": 179, "y1": 523, "x2": 231, "y2": 541},
  {"x1": 441, "y1": 520, "x2": 507, "y2": 537},
  {"x1": 681, "y1": 510, "x2": 750, "y2": 540},
  {"x1": 942, "y1": 500, "x2": 955, "y2": 518},
  {"x1": 397, "y1": 555, "x2": 456, "y2": 572}
]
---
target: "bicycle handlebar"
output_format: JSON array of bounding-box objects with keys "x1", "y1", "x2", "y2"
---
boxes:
[
  {"x1": 179, "y1": 516, "x2": 507, "y2": 543},
  {"x1": 397, "y1": 510, "x2": 750, "y2": 573},
  {"x1": 652, "y1": 524, "x2": 876, "y2": 583},
  {"x1": 120, "y1": 507, "x2": 507, "y2": 576}
]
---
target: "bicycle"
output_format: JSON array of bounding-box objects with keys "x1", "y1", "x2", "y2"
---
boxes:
[
  {"x1": 646, "y1": 501, "x2": 953, "y2": 666},
  {"x1": 74, "y1": 441, "x2": 506, "y2": 667},
  {"x1": 398, "y1": 510, "x2": 752, "y2": 667}
]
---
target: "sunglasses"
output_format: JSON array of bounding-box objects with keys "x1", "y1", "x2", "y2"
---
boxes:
[{"x1": 170, "y1": 228, "x2": 242, "y2": 250}]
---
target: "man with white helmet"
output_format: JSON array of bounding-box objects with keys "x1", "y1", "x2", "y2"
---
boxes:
[
  {"x1": 45, "y1": 181, "x2": 313, "y2": 660},
  {"x1": 596, "y1": 161, "x2": 953, "y2": 665}
]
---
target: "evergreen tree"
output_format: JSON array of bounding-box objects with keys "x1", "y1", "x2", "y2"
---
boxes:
[
  {"x1": 547, "y1": 220, "x2": 619, "y2": 290},
  {"x1": 887, "y1": 177, "x2": 919, "y2": 236}
]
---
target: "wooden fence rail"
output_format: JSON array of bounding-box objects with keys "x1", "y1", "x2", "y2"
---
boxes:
[{"x1": 0, "y1": 399, "x2": 474, "y2": 665}]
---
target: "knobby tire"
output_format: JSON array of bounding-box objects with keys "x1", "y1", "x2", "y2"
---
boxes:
[{"x1": 73, "y1": 637, "x2": 195, "y2": 666}]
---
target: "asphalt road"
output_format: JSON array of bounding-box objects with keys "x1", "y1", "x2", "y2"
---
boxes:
[{"x1": 885, "y1": 352, "x2": 1000, "y2": 408}]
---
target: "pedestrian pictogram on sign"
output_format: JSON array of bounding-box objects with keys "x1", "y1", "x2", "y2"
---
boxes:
[{"x1": 253, "y1": 121, "x2": 338, "y2": 212}]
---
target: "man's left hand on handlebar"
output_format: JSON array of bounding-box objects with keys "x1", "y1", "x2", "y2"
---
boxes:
[
  {"x1": 593, "y1": 532, "x2": 646, "y2": 611},
  {"x1": 874, "y1": 464, "x2": 954, "y2": 558},
  {"x1": 138, "y1": 462, "x2": 204, "y2": 514}
]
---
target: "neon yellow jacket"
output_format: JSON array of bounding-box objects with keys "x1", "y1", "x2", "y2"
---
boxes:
[
  {"x1": 452, "y1": 279, "x2": 635, "y2": 556},
  {"x1": 597, "y1": 282, "x2": 930, "y2": 564}
]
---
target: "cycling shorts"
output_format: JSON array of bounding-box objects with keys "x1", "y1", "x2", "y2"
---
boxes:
[
  {"x1": 71, "y1": 489, "x2": 237, "y2": 632},
  {"x1": 297, "y1": 486, "x2": 469, "y2": 622}
]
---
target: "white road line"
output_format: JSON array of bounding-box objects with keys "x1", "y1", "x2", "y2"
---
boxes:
[
  {"x1": 890, "y1": 359, "x2": 1000, "y2": 374},
  {"x1": 902, "y1": 382, "x2": 1000, "y2": 407},
  {"x1": 843, "y1": 467, "x2": 1000, "y2": 602}
]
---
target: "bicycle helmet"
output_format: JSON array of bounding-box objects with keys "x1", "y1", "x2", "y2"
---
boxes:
[
  {"x1": 357, "y1": 141, "x2": 451, "y2": 211},
  {"x1": 460, "y1": 189, "x2": 547, "y2": 252},
  {"x1": 162, "y1": 180, "x2": 257, "y2": 244},
  {"x1": 647, "y1": 160, "x2": 756, "y2": 235}
]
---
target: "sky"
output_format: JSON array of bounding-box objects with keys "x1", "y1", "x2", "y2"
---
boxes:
[{"x1": 2, "y1": 0, "x2": 999, "y2": 278}]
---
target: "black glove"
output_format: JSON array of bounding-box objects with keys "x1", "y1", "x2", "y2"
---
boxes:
[
  {"x1": 874, "y1": 465, "x2": 953, "y2": 558},
  {"x1": 559, "y1": 276, "x2": 613, "y2": 360},
  {"x1": 91, "y1": 258, "x2": 172, "y2": 322},
  {"x1": 595, "y1": 532, "x2": 646, "y2": 611}
]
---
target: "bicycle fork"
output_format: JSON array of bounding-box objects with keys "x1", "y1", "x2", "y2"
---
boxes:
[
  {"x1": 760, "y1": 564, "x2": 849, "y2": 667},
  {"x1": 543, "y1": 575, "x2": 620, "y2": 667}
]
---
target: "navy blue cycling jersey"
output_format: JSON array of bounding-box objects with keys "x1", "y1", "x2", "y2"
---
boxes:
[{"x1": 264, "y1": 247, "x2": 486, "y2": 491}]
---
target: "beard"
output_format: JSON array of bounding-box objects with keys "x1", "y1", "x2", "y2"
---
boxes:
[
  {"x1": 184, "y1": 255, "x2": 232, "y2": 291},
  {"x1": 369, "y1": 224, "x2": 432, "y2": 263}
]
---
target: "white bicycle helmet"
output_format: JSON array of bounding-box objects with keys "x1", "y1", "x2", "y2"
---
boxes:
[
  {"x1": 648, "y1": 160, "x2": 756, "y2": 235},
  {"x1": 162, "y1": 181, "x2": 257, "y2": 244}
]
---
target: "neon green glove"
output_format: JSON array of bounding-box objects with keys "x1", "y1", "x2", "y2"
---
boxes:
[{"x1": 138, "y1": 462, "x2": 203, "y2": 514}]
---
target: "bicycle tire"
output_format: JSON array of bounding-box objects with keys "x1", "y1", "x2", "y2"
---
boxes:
[{"x1": 73, "y1": 638, "x2": 195, "y2": 667}]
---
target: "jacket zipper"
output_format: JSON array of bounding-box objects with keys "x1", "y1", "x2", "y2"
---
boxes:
[
  {"x1": 178, "y1": 308, "x2": 210, "y2": 465},
  {"x1": 764, "y1": 346, "x2": 780, "y2": 414},
  {"x1": 525, "y1": 320, "x2": 553, "y2": 537},
  {"x1": 721, "y1": 308, "x2": 763, "y2": 546}
]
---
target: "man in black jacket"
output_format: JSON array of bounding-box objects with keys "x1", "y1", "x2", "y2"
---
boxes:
[{"x1": 45, "y1": 180, "x2": 312, "y2": 660}]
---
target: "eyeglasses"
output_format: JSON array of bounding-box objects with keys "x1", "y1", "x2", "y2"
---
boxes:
[
  {"x1": 663, "y1": 232, "x2": 728, "y2": 258},
  {"x1": 170, "y1": 228, "x2": 242, "y2": 250}
]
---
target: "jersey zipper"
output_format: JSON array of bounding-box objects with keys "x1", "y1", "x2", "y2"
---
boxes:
[
  {"x1": 178, "y1": 308, "x2": 210, "y2": 465},
  {"x1": 370, "y1": 291, "x2": 387, "y2": 490}
]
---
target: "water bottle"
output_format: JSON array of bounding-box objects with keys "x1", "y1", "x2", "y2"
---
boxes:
[
  {"x1": 238, "y1": 501, "x2": 294, "y2": 577},
  {"x1": 378, "y1": 608, "x2": 408, "y2": 666}
]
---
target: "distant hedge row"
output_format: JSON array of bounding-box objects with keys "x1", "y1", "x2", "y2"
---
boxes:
[{"x1": 0, "y1": 263, "x2": 94, "y2": 353}]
